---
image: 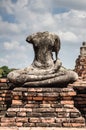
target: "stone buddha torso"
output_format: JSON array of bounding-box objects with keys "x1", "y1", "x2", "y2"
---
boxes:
[{"x1": 25, "y1": 31, "x2": 61, "y2": 75}]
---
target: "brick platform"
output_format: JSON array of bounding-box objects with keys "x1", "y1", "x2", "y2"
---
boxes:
[
  {"x1": 0, "y1": 82, "x2": 85, "y2": 127},
  {"x1": 0, "y1": 78, "x2": 86, "y2": 127},
  {"x1": 0, "y1": 127, "x2": 86, "y2": 130}
]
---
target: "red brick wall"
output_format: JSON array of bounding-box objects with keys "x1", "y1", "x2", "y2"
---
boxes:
[
  {"x1": 73, "y1": 80, "x2": 86, "y2": 121},
  {"x1": 0, "y1": 79, "x2": 12, "y2": 117},
  {"x1": 0, "y1": 79, "x2": 86, "y2": 127},
  {"x1": 75, "y1": 56, "x2": 86, "y2": 79}
]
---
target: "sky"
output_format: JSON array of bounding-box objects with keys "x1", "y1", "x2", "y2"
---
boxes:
[{"x1": 0, "y1": 0, "x2": 86, "y2": 69}]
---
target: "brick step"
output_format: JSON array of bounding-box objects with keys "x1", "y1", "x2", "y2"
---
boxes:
[{"x1": 0, "y1": 117, "x2": 85, "y2": 127}]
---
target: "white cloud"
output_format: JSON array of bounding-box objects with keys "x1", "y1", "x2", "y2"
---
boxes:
[
  {"x1": 0, "y1": 0, "x2": 14, "y2": 14},
  {"x1": 51, "y1": 0, "x2": 86, "y2": 11},
  {"x1": 0, "y1": 54, "x2": 30, "y2": 69},
  {"x1": 0, "y1": 17, "x2": 27, "y2": 37},
  {"x1": 0, "y1": 58, "x2": 8, "y2": 65},
  {"x1": 4, "y1": 41, "x2": 26, "y2": 51},
  {"x1": 2, "y1": 40, "x2": 34, "y2": 68},
  {"x1": 0, "y1": 0, "x2": 86, "y2": 68},
  {"x1": 59, "y1": 31, "x2": 78, "y2": 42},
  {"x1": 1, "y1": 0, "x2": 86, "y2": 41},
  {"x1": 2, "y1": 40, "x2": 30, "y2": 68}
]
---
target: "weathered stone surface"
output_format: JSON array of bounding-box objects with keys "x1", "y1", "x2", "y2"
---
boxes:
[{"x1": 7, "y1": 31, "x2": 78, "y2": 87}]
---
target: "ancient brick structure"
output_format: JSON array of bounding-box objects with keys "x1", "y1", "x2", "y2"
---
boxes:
[
  {"x1": 0, "y1": 79, "x2": 86, "y2": 127},
  {"x1": 75, "y1": 42, "x2": 86, "y2": 79},
  {"x1": 73, "y1": 80, "x2": 86, "y2": 121},
  {"x1": 0, "y1": 79, "x2": 12, "y2": 117},
  {"x1": 0, "y1": 41, "x2": 86, "y2": 127}
]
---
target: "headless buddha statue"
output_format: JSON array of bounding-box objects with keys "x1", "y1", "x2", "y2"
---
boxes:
[{"x1": 7, "y1": 31, "x2": 78, "y2": 86}]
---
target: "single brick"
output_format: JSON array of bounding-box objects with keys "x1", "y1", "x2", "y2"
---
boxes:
[
  {"x1": 43, "y1": 92, "x2": 59, "y2": 97},
  {"x1": 57, "y1": 111, "x2": 70, "y2": 118},
  {"x1": 6, "y1": 111, "x2": 16, "y2": 117},
  {"x1": 7, "y1": 108, "x2": 20, "y2": 112},
  {"x1": 29, "y1": 117, "x2": 41, "y2": 123},
  {"x1": 19, "y1": 108, "x2": 32, "y2": 112},
  {"x1": 33, "y1": 96, "x2": 43, "y2": 101},
  {"x1": 0, "y1": 97, "x2": 3, "y2": 101},
  {"x1": 56, "y1": 107, "x2": 65, "y2": 112},
  {"x1": 0, "y1": 122, "x2": 16, "y2": 127},
  {"x1": 51, "y1": 103, "x2": 63, "y2": 108},
  {"x1": 41, "y1": 117, "x2": 55, "y2": 123},
  {"x1": 12, "y1": 91, "x2": 22, "y2": 96},
  {"x1": 40, "y1": 103, "x2": 50, "y2": 108},
  {"x1": 1, "y1": 117, "x2": 15, "y2": 123},
  {"x1": 0, "y1": 79, "x2": 7, "y2": 83},
  {"x1": 70, "y1": 117, "x2": 85, "y2": 123},
  {"x1": 27, "y1": 88, "x2": 37, "y2": 92},
  {"x1": 49, "y1": 123, "x2": 62, "y2": 127},
  {"x1": 24, "y1": 122, "x2": 36, "y2": 127},
  {"x1": 64, "y1": 104, "x2": 74, "y2": 108},
  {"x1": 17, "y1": 111, "x2": 26, "y2": 117},
  {"x1": 16, "y1": 117, "x2": 28, "y2": 122},
  {"x1": 61, "y1": 100, "x2": 74, "y2": 105},
  {"x1": 25, "y1": 96, "x2": 33, "y2": 100},
  {"x1": 55, "y1": 117, "x2": 69, "y2": 123},
  {"x1": 70, "y1": 112, "x2": 81, "y2": 118},
  {"x1": 25, "y1": 103, "x2": 39, "y2": 108},
  {"x1": 26, "y1": 112, "x2": 42, "y2": 117},
  {"x1": 36, "y1": 123, "x2": 50, "y2": 127},
  {"x1": 13, "y1": 95, "x2": 20, "y2": 100},
  {"x1": 62, "y1": 96, "x2": 72, "y2": 100},
  {"x1": 12, "y1": 100, "x2": 22, "y2": 105},
  {"x1": 43, "y1": 97, "x2": 57, "y2": 101},
  {"x1": 33, "y1": 108, "x2": 55, "y2": 112},
  {"x1": 16, "y1": 122, "x2": 23, "y2": 127},
  {"x1": 13, "y1": 87, "x2": 27, "y2": 91},
  {"x1": 62, "y1": 88, "x2": 75, "y2": 92},
  {"x1": 40, "y1": 112, "x2": 56, "y2": 117},
  {"x1": 68, "y1": 91, "x2": 76, "y2": 96},
  {"x1": 63, "y1": 122, "x2": 85, "y2": 127}
]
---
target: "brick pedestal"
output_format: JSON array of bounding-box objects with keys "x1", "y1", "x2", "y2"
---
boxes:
[{"x1": 0, "y1": 86, "x2": 85, "y2": 127}]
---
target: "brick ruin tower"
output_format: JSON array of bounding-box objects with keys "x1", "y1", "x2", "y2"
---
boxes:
[{"x1": 75, "y1": 42, "x2": 86, "y2": 79}]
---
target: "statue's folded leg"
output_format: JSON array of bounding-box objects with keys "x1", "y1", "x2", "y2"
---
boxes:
[
  {"x1": 8, "y1": 69, "x2": 78, "y2": 86},
  {"x1": 23, "y1": 70, "x2": 78, "y2": 87},
  {"x1": 7, "y1": 69, "x2": 66, "y2": 84},
  {"x1": 7, "y1": 69, "x2": 25, "y2": 84}
]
